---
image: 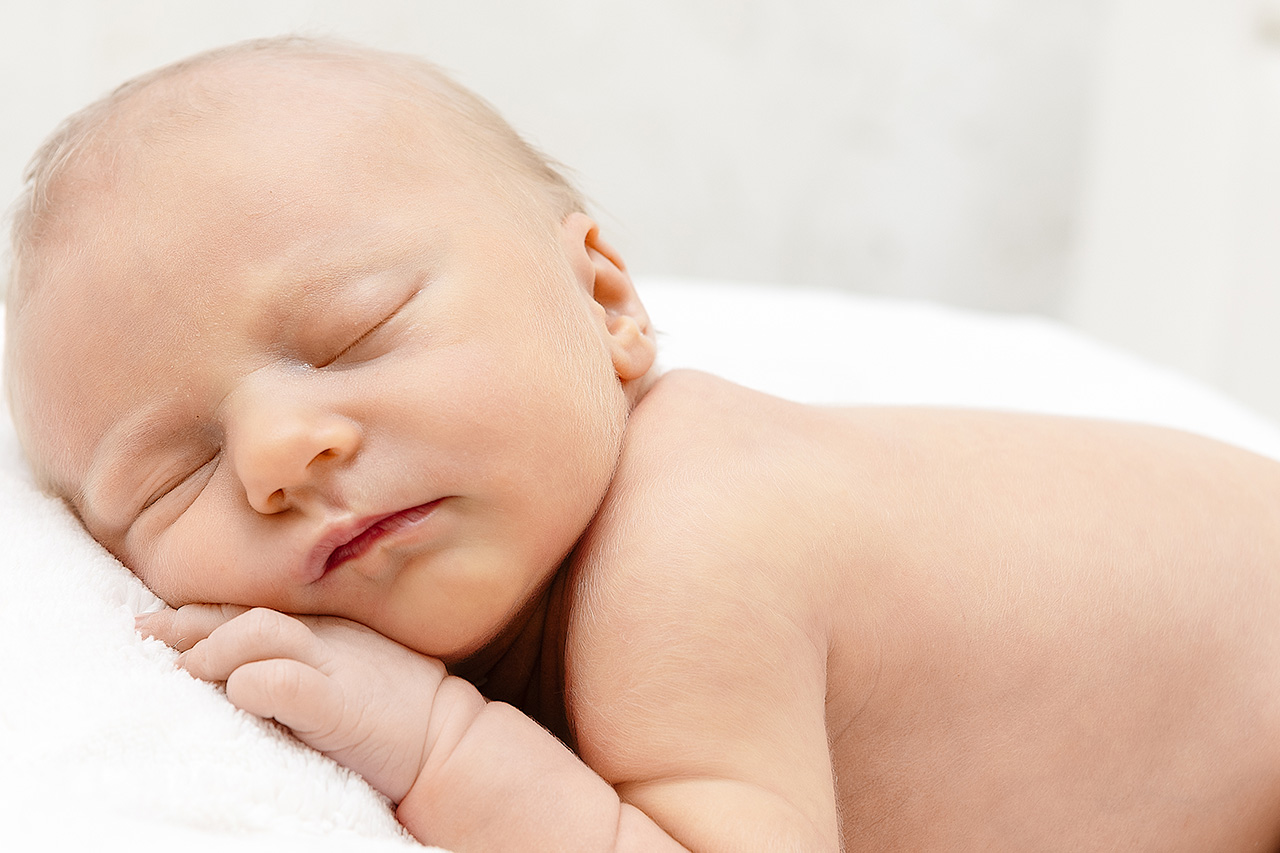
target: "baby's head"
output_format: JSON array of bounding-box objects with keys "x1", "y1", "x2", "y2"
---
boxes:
[{"x1": 4, "y1": 36, "x2": 657, "y2": 663}]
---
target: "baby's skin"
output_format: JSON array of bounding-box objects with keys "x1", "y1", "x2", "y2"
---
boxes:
[{"x1": 9, "y1": 46, "x2": 1280, "y2": 851}]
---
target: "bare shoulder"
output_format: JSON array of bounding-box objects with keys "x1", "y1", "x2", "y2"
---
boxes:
[
  {"x1": 562, "y1": 379, "x2": 1280, "y2": 848},
  {"x1": 577, "y1": 370, "x2": 826, "y2": 555},
  {"x1": 616, "y1": 367, "x2": 804, "y2": 458},
  {"x1": 564, "y1": 370, "x2": 835, "y2": 719}
]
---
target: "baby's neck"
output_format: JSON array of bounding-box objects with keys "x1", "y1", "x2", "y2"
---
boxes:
[{"x1": 450, "y1": 564, "x2": 572, "y2": 745}]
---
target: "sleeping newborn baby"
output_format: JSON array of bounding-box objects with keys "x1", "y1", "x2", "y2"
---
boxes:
[{"x1": 7, "y1": 36, "x2": 1280, "y2": 851}]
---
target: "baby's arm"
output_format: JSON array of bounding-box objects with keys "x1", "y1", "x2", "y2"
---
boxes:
[
  {"x1": 565, "y1": 547, "x2": 844, "y2": 853},
  {"x1": 393, "y1": 673, "x2": 685, "y2": 851},
  {"x1": 139, "y1": 605, "x2": 688, "y2": 851}
]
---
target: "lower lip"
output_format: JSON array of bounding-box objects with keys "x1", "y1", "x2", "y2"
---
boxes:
[{"x1": 325, "y1": 500, "x2": 444, "y2": 574}]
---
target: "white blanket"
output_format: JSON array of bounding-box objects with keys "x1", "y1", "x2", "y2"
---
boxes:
[{"x1": 3, "y1": 278, "x2": 1279, "y2": 852}]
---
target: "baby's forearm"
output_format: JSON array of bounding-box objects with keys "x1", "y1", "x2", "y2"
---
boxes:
[{"x1": 397, "y1": 680, "x2": 686, "y2": 852}]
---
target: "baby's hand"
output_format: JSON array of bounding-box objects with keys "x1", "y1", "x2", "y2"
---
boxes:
[{"x1": 137, "y1": 605, "x2": 453, "y2": 803}]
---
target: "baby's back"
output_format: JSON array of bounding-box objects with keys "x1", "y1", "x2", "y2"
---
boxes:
[{"x1": 564, "y1": 369, "x2": 1280, "y2": 851}]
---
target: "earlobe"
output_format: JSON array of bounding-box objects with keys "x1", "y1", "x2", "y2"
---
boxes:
[{"x1": 561, "y1": 213, "x2": 657, "y2": 385}]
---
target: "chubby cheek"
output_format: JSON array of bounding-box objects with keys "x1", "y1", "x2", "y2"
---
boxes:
[
  {"x1": 121, "y1": 536, "x2": 201, "y2": 608},
  {"x1": 124, "y1": 524, "x2": 222, "y2": 608},
  {"x1": 369, "y1": 543, "x2": 525, "y2": 662},
  {"x1": 554, "y1": 371, "x2": 631, "y2": 515},
  {"x1": 123, "y1": 492, "x2": 271, "y2": 610}
]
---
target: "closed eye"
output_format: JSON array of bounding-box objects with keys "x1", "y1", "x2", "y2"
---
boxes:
[
  {"x1": 315, "y1": 288, "x2": 418, "y2": 368},
  {"x1": 140, "y1": 453, "x2": 220, "y2": 515}
]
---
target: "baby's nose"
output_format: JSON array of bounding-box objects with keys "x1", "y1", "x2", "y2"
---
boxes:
[{"x1": 226, "y1": 388, "x2": 361, "y2": 514}]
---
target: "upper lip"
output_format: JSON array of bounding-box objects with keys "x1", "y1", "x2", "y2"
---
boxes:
[
  {"x1": 302, "y1": 503, "x2": 438, "y2": 583},
  {"x1": 301, "y1": 513, "x2": 394, "y2": 583}
]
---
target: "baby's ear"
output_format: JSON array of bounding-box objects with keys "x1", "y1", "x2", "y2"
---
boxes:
[{"x1": 561, "y1": 212, "x2": 656, "y2": 384}]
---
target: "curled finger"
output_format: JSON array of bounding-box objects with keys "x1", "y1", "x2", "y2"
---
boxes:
[
  {"x1": 137, "y1": 603, "x2": 251, "y2": 652},
  {"x1": 179, "y1": 607, "x2": 328, "y2": 682},
  {"x1": 226, "y1": 658, "x2": 344, "y2": 740}
]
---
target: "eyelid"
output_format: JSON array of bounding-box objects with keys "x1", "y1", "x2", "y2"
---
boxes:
[
  {"x1": 318, "y1": 314, "x2": 392, "y2": 368},
  {"x1": 139, "y1": 453, "x2": 219, "y2": 515},
  {"x1": 316, "y1": 287, "x2": 418, "y2": 368}
]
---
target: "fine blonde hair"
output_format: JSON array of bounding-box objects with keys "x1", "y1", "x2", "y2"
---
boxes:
[{"x1": 5, "y1": 34, "x2": 585, "y2": 315}]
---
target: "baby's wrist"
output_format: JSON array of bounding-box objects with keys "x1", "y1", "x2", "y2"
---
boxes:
[{"x1": 394, "y1": 675, "x2": 488, "y2": 838}]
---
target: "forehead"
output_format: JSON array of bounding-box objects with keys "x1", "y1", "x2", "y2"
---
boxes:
[{"x1": 7, "y1": 67, "x2": 484, "y2": 498}]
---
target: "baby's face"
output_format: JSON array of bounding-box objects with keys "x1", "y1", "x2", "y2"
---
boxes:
[{"x1": 11, "y1": 82, "x2": 649, "y2": 663}]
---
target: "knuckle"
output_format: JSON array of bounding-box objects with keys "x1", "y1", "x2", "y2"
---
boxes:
[
  {"x1": 171, "y1": 603, "x2": 203, "y2": 628},
  {"x1": 226, "y1": 661, "x2": 294, "y2": 714},
  {"x1": 235, "y1": 607, "x2": 311, "y2": 651},
  {"x1": 264, "y1": 659, "x2": 302, "y2": 702},
  {"x1": 170, "y1": 605, "x2": 212, "y2": 650},
  {"x1": 241, "y1": 606, "x2": 286, "y2": 637},
  {"x1": 218, "y1": 603, "x2": 250, "y2": 621},
  {"x1": 169, "y1": 603, "x2": 252, "y2": 650}
]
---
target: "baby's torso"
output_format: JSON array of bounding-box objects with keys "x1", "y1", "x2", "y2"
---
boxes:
[{"x1": 560, "y1": 370, "x2": 1280, "y2": 850}]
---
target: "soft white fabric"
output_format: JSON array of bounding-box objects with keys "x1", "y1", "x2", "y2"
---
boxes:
[{"x1": 3, "y1": 277, "x2": 1279, "y2": 852}]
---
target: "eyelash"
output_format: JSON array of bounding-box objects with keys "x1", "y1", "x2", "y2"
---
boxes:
[
  {"x1": 317, "y1": 318, "x2": 389, "y2": 368},
  {"x1": 316, "y1": 290, "x2": 416, "y2": 369},
  {"x1": 141, "y1": 453, "x2": 219, "y2": 514}
]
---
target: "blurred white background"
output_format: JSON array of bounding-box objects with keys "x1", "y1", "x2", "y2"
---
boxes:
[{"x1": 2, "y1": 0, "x2": 1278, "y2": 419}]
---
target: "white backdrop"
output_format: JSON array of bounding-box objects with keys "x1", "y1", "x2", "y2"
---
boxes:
[{"x1": 2, "y1": 0, "x2": 1278, "y2": 419}]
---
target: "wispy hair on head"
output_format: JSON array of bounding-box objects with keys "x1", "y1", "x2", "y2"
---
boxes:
[{"x1": 5, "y1": 35, "x2": 585, "y2": 314}]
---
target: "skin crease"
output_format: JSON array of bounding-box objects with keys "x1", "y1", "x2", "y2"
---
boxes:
[{"x1": 12, "y1": 54, "x2": 1280, "y2": 851}]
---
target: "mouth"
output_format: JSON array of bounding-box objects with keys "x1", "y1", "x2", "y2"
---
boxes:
[{"x1": 306, "y1": 500, "x2": 445, "y2": 582}]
